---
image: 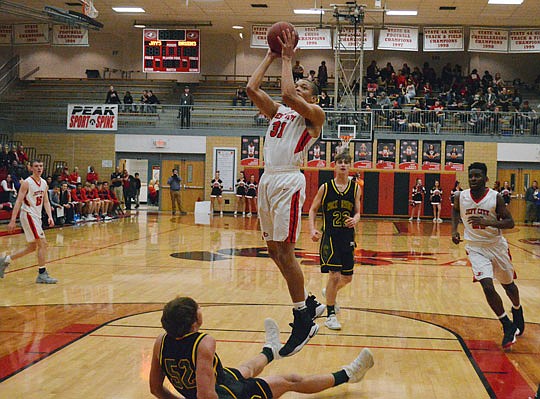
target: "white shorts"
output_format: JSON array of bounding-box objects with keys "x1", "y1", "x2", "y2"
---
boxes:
[
  {"x1": 466, "y1": 237, "x2": 515, "y2": 284},
  {"x1": 258, "y1": 171, "x2": 305, "y2": 243},
  {"x1": 20, "y1": 210, "x2": 45, "y2": 243}
]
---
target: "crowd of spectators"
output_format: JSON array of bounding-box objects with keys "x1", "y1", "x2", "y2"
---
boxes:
[{"x1": 105, "y1": 85, "x2": 160, "y2": 113}]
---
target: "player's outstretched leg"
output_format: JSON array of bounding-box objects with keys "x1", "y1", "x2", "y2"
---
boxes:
[{"x1": 0, "y1": 255, "x2": 10, "y2": 278}]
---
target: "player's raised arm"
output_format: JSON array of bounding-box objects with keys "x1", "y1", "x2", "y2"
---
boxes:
[
  {"x1": 278, "y1": 30, "x2": 325, "y2": 138},
  {"x1": 246, "y1": 51, "x2": 280, "y2": 119}
]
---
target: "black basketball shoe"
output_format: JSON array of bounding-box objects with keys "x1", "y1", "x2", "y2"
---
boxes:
[
  {"x1": 502, "y1": 322, "x2": 519, "y2": 349},
  {"x1": 279, "y1": 307, "x2": 319, "y2": 357},
  {"x1": 511, "y1": 306, "x2": 525, "y2": 336}
]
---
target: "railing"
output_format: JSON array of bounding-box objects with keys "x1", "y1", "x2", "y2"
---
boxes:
[
  {"x1": 0, "y1": 55, "x2": 20, "y2": 95},
  {"x1": 0, "y1": 102, "x2": 539, "y2": 137}
]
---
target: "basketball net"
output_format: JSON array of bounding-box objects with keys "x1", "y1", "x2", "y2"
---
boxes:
[
  {"x1": 81, "y1": 0, "x2": 99, "y2": 18},
  {"x1": 337, "y1": 135, "x2": 352, "y2": 154}
]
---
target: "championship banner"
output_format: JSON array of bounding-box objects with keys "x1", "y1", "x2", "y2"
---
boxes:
[
  {"x1": 13, "y1": 23, "x2": 49, "y2": 45},
  {"x1": 52, "y1": 25, "x2": 89, "y2": 46},
  {"x1": 306, "y1": 139, "x2": 326, "y2": 168},
  {"x1": 250, "y1": 25, "x2": 332, "y2": 49},
  {"x1": 354, "y1": 142, "x2": 372, "y2": 169},
  {"x1": 422, "y1": 140, "x2": 442, "y2": 171},
  {"x1": 240, "y1": 136, "x2": 260, "y2": 166},
  {"x1": 444, "y1": 141, "x2": 464, "y2": 171},
  {"x1": 0, "y1": 25, "x2": 12, "y2": 45},
  {"x1": 376, "y1": 139, "x2": 396, "y2": 169},
  {"x1": 469, "y1": 28, "x2": 508, "y2": 53},
  {"x1": 377, "y1": 27, "x2": 418, "y2": 51},
  {"x1": 398, "y1": 140, "x2": 418, "y2": 170},
  {"x1": 423, "y1": 27, "x2": 464, "y2": 52},
  {"x1": 67, "y1": 104, "x2": 118, "y2": 131},
  {"x1": 334, "y1": 27, "x2": 374, "y2": 51},
  {"x1": 509, "y1": 29, "x2": 540, "y2": 53}
]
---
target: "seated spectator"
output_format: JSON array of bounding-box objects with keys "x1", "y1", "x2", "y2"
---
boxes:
[
  {"x1": 17, "y1": 145, "x2": 28, "y2": 165},
  {"x1": 366, "y1": 82, "x2": 378, "y2": 94},
  {"x1": 494, "y1": 73, "x2": 505, "y2": 89},
  {"x1": 377, "y1": 91, "x2": 392, "y2": 109},
  {"x1": 518, "y1": 101, "x2": 539, "y2": 136},
  {"x1": 497, "y1": 87, "x2": 511, "y2": 112},
  {"x1": 101, "y1": 181, "x2": 123, "y2": 216},
  {"x1": 8, "y1": 160, "x2": 25, "y2": 189},
  {"x1": 404, "y1": 80, "x2": 416, "y2": 104},
  {"x1": 71, "y1": 182, "x2": 89, "y2": 219},
  {"x1": 0, "y1": 201, "x2": 12, "y2": 211},
  {"x1": 123, "y1": 91, "x2": 134, "y2": 112},
  {"x1": 140, "y1": 89, "x2": 149, "y2": 113},
  {"x1": 292, "y1": 60, "x2": 304, "y2": 81},
  {"x1": 0, "y1": 144, "x2": 9, "y2": 169},
  {"x1": 318, "y1": 91, "x2": 332, "y2": 109},
  {"x1": 68, "y1": 166, "x2": 81, "y2": 188},
  {"x1": 7, "y1": 145, "x2": 18, "y2": 165},
  {"x1": 147, "y1": 90, "x2": 160, "y2": 113},
  {"x1": 86, "y1": 166, "x2": 99, "y2": 184},
  {"x1": 59, "y1": 182, "x2": 75, "y2": 224},
  {"x1": 48, "y1": 185, "x2": 63, "y2": 224},
  {"x1": 60, "y1": 166, "x2": 70, "y2": 182},
  {"x1": 366, "y1": 60, "x2": 379, "y2": 82},
  {"x1": 0, "y1": 174, "x2": 17, "y2": 205},
  {"x1": 363, "y1": 91, "x2": 377, "y2": 110},
  {"x1": 82, "y1": 182, "x2": 98, "y2": 220},
  {"x1": 481, "y1": 70, "x2": 493, "y2": 88},
  {"x1": 306, "y1": 70, "x2": 317, "y2": 83},
  {"x1": 105, "y1": 85, "x2": 122, "y2": 104},
  {"x1": 97, "y1": 182, "x2": 113, "y2": 219},
  {"x1": 485, "y1": 87, "x2": 497, "y2": 110},
  {"x1": 512, "y1": 89, "x2": 522, "y2": 109},
  {"x1": 388, "y1": 101, "x2": 407, "y2": 131},
  {"x1": 232, "y1": 87, "x2": 248, "y2": 106},
  {"x1": 254, "y1": 111, "x2": 269, "y2": 127}
]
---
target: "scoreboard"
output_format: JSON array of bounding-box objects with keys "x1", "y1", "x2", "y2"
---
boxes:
[{"x1": 143, "y1": 29, "x2": 200, "y2": 73}]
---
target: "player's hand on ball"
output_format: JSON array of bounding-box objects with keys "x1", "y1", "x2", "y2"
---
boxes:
[
  {"x1": 277, "y1": 29, "x2": 296, "y2": 59},
  {"x1": 451, "y1": 232, "x2": 460, "y2": 245},
  {"x1": 311, "y1": 229, "x2": 321, "y2": 242}
]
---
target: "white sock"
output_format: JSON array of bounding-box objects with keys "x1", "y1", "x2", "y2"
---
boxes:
[
  {"x1": 5, "y1": 255, "x2": 11, "y2": 263},
  {"x1": 293, "y1": 301, "x2": 306, "y2": 310},
  {"x1": 512, "y1": 304, "x2": 521, "y2": 310},
  {"x1": 497, "y1": 312, "x2": 508, "y2": 319},
  {"x1": 304, "y1": 288, "x2": 309, "y2": 300}
]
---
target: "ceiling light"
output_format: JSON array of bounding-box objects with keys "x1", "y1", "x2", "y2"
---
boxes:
[
  {"x1": 488, "y1": 0, "x2": 523, "y2": 4},
  {"x1": 112, "y1": 7, "x2": 145, "y2": 13},
  {"x1": 294, "y1": 9, "x2": 325, "y2": 14},
  {"x1": 385, "y1": 10, "x2": 418, "y2": 16},
  {"x1": 133, "y1": 23, "x2": 146, "y2": 28},
  {"x1": 232, "y1": 25, "x2": 244, "y2": 29}
]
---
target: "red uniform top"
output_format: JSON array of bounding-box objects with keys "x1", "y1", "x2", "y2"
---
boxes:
[
  {"x1": 71, "y1": 188, "x2": 88, "y2": 202},
  {"x1": 98, "y1": 189, "x2": 112, "y2": 200},
  {"x1": 68, "y1": 172, "x2": 80, "y2": 185},
  {"x1": 84, "y1": 188, "x2": 97, "y2": 200},
  {"x1": 17, "y1": 151, "x2": 28, "y2": 163},
  {"x1": 86, "y1": 172, "x2": 99, "y2": 184}
]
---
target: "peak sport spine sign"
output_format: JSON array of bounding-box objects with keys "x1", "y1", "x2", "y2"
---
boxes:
[{"x1": 67, "y1": 104, "x2": 118, "y2": 131}]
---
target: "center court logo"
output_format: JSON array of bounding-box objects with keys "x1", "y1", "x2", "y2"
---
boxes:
[{"x1": 171, "y1": 247, "x2": 441, "y2": 266}]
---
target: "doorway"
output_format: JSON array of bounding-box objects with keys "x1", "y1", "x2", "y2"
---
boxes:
[
  {"x1": 161, "y1": 159, "x2": 205, "y2": 212},
  {"x1": 498, "y1": 165, "x2": 540, "y2": 223}
]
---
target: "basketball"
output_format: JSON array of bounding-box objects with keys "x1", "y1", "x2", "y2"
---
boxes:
[{"x1": 267, "y1": 21, "x2": 299, "y2": 55}]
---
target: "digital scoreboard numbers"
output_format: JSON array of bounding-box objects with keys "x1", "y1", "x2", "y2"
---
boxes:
[{"x1": 143, "y1": 29, "x2": 200, "y2": 73}]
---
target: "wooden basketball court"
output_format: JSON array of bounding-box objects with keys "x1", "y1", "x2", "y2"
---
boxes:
[{"x1": 0, "y1": 213, "x2": 538, "y2": 398}]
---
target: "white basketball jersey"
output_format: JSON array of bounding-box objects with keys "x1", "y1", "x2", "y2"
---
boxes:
[
  {"x1": 263, "y1": 105, "x2": 316, "y2": 171},
  {"x1": 21, "y1": 176, "x2": 47, "y2": 218},
  {"x1": 459, "y1": 188, "x2": 501, "y2": 244}
]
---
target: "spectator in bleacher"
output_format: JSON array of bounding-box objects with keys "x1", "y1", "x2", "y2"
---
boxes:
[
  {"x1": 59, "y1": 182, "x2": 75, "y2": 224},
  {"x1": 7, "y1": 145, "x2": 18, "y2": 165},
  {"x1": 254, "y1": 111, "x2": 269, "y2": 126},
  {"x1": 16, "y1": 145, "x2": 28, "y2": 165},
  {"x1": 363, "y1": 91, "x2": 377, "y2": 110},
  {"x1": 468, "y1": 108, "x2": 487, "y2": 134},
  {"x1": 102, "y1": 181, "x2": 122, "y2": 217},
  {"x1": 233, "y1": 87, "x2": 248, "y2": 106},
  {"x1": 317, "y1": 61, "x2": 328, "y2": 88},
  {"x1": 105, "y1": 85, "x2": 122, "y2": 104},
  {"x1": 1, "y1": 174, "x2": 17, "y2": 205},
  {"x1": 512, "y1": 89, "x2": 522, "y2": 109},
  {"x1": 140, "y1": 89, "x2": 149, "y2": 113},
  {"x1": 468, "y1": 69, "x2": 481, "y2": 93},
  {"x1": 494, "y1": 73, "x2": 505, "y2": 89},
  {"x1": 388, "y1": 101, "x2": 407, "y2": 131},
  {"x1": 485, "y1": 87, "x2": 497, "y2": 110},
  {"x1": 380, "y1": 62, "x2": 394, "y2": 83},
  {"x1": 292, "y1": 60, "x2": 304, "y2": 81},
  {"x1": 60, "y1": 166, "x2": 70, "y2": 182},
  {"x1": 306, "y1": 70, "x2": 317, "y2": 84},
  {"x1": 422, "y1": 81, "x2": 433, "y2": 101},
  {"x1": 110, "y1": 166, "x2": 124, "y2": 208},
  {"x1": 86, "y1": 166, "x2": 99, "y2": 184},
  {"x1": 84, "y1": 182, "x2": 100, "y2": 220},
  {"x1": 427, "y1": 100, "x2": 444, "y2": 134},
  {"x1": 401, "y1": 63, "x2": 411, "y2": 77},
  {"x1": 441, "y1": 63, "x2": 453, "y2": 87},
  {"x1": 147, "y1": 90, "x2": 160, "y2": 113},
  {"x1": 404, "y1": 80, "x2": 416, "y2": 104},
  {"x1": 133, "y1": 172, "x2": 142, "y2": 209},
  {"x1": 1, "y1": 144, "x2": 9, "y2": 169},
  {"x1": 178, "y1": 86, "x2": 194, "y2": 128},
  {"x1": 318, "y1": 90, "x2": 331, "y2": 109},
  {"x1": 481, "y1": 70, "x2": 493, "y2": 89},
  {"x1": 422, "y1": 62, "x2": 437, "y2": 86},
  {"x1": 68, "y1": 167, "x2": 81, "y2": 188},
  {"x1": 377, "y1": 91, "x2": 391, "y2": 109},
  {"x1": 123, "y1": 91, "x2": 134, "y2": 112},
  {"x1": 519, "y1": 101, "x2": 539, "y2": 135},
  {"x1": 8, "y1": 160, "x2": 25, "y2": 189},
  {"x1": 366, "y1": 60, "x2": 379, "y2": 83},
  {"x1": 49, "y1": 174, "x2": 63, "y2": 190},
  {"x1": 497, "y1": 87, "x2": 511, "y2": 112},
  {"x1": 411, "y1": 67, "x2": 423, "y2": 85}
]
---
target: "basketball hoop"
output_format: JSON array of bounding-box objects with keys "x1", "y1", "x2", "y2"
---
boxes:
[
  {"x1": 81, "y1": 0, "x2": 98, "y2": 18},
  {"x1": 338, "y1": 135, "x2": 352, "y2": 154}
]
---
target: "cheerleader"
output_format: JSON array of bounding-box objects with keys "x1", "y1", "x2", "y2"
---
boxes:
[
  {"x1": 210, "y1": 170, "x2": 223, "y2": 216},
  {"x1": 234, "y1": 171, "x2": 246, "y2": 216},
  {"x1": 245, "y1": 174, "x2": 258, "y2": 217},
  {"x1": 409, "y1": 178, "x2": 426, "y2": 222},
  {"x1": 430, "y1": 180, "x2": 443, "y2": 223},
  {"x1": 500, "y1": 181, "x2": 512, "y2": 206}
]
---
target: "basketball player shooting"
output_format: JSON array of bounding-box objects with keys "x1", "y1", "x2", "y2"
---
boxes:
[{"x1": 246, "y1": 26, "x2": 326, "y2": 357}]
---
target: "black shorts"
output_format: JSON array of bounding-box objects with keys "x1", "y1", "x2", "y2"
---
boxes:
[
  {"x1": 319, "y1": 233, "x2": 355, "y2": 275},
  {"x1": 236, "y1": 187, "x2": 246, "y2": 197},
  {"x1": 216, "y1": 367, "x2": 273, "y2": 399},
  {"x1": 211, "y1": 187, "x2": 223, "y2": 197}
]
